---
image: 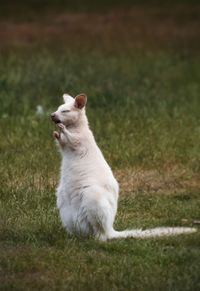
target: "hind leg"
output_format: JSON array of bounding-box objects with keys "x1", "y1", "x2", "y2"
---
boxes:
[{"x1": 82, "y1": 187, "x2": 117, "y2": 240}]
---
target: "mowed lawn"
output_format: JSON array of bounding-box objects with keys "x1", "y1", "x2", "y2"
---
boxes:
[{"x1": 1, "y1": 2, "x2": 200, "y2": 290}]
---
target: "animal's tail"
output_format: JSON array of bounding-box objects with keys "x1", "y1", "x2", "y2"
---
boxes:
[{"x1": 108, "y1": 227, "x2": 197, "y2": 239}]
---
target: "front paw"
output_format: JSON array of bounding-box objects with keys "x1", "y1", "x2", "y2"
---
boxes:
[
  {"x1": 57, "y1": 123, "x2": 65, "y2": 131},
  {"x1": 53, "y1": 131, "x2": 60, "y2": 140}
]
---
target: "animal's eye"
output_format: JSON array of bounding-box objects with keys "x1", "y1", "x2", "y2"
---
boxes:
[{"x1": 61, "y1": 110, "x2": 70, "y2": 113}]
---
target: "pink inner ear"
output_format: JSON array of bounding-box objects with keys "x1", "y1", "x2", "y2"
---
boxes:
[{"x1": 75, "y1": 94, "x2": 87, "y2": 109}]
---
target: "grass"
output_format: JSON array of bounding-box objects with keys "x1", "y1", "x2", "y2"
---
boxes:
[
  {"x1": 1, "y1": 2, "x2": 200, "y2": 290},
  {"x1": 1, "y1": 48, "x2": 200, "y2": 291}
]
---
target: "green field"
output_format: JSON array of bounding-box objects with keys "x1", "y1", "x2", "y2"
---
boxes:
[{"x1": 1, "y1": 1, "x2": 200, "y2": 290}]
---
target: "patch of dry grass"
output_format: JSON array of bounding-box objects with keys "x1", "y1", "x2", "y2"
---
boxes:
[{"x1": 115, "y1": 166, "x2": 200, "y2": 195}]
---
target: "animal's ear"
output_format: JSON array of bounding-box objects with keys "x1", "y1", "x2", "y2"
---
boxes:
[
  {"x1": 63, "y1": 93, "x2": 74, "y2": 103},
  {"x1": 74, "y1": 94, "x2": 87, "y2": 109}
]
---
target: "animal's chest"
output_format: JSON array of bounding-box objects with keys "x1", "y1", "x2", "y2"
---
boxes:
[
  {"x1": 57, "y1": 180, "x2": 85, "y2": 211},
  {"x1": 57, "y1": 155, "x2": 88, "y2": 205}
]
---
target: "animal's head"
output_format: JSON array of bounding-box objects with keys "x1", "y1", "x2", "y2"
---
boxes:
[{"x1": 51, "y1": 93, "x2": 87, "y2": 126}]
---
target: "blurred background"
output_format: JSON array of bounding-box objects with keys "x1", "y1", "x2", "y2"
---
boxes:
[
  {"x1": 1, "y1": 0, "x2": 200, "y2": 52},
  {"x1": 1, "y1": 0, "x2": 200, "y2": 49}
]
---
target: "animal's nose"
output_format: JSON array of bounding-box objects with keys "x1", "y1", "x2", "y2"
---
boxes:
[
  {"x1": 51, "y1": 112, "x2": 61, "y2": 123},
  {"x1": 51, "y1": 113, "x2": 57, "y2": 121}
]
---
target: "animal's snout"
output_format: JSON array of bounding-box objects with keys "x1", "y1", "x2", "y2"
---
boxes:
[{"x1": 51, "y1": 112, "x2": 61, "y2": 123}]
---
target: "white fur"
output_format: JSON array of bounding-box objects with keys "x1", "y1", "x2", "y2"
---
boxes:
[{"x1": 52, "y1": 94, "x2": 197, "y2": 241}]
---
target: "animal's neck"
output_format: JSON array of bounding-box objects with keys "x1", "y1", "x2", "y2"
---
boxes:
[{"x1": 67, "y1": 112, "x2": 89, "y2": 133}]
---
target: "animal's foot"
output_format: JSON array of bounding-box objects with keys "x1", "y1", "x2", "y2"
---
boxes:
[
  {"x1": 53, "y1": 131, "x2": 60, "y2": 140},
  {"x1": 57, "y1": 123, "x2": 65, "y2": 131}
]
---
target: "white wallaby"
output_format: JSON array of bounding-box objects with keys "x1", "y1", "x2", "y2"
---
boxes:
[{"x1": 51, "y1": 93, "x2": 196, "y2": 241}]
